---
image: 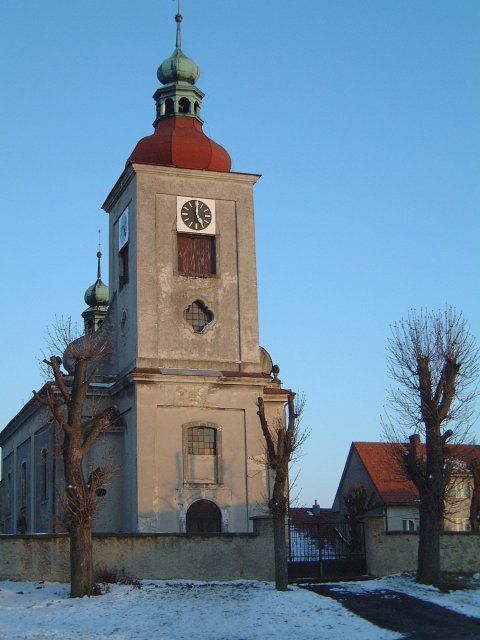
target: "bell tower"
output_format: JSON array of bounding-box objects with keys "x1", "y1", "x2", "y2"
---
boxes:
[
  {"x1": 103, "y1": 6, "x2": 260, "y2": 376},
  {"x1": 101, "y1": 6, "x2": 287, "y2": 534}
]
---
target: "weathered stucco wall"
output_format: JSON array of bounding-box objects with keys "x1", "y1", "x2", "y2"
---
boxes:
[
  {"x1": 0, "y1": 517, "x2": 274, "y2": 583},
  {"x1": 366, "y1": 517, "x2": 480, "y2": 576}
]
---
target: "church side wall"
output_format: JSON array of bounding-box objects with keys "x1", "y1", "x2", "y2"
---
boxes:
[{"x1": 0, "y1": 517, "x2": 274, "y2": 582}]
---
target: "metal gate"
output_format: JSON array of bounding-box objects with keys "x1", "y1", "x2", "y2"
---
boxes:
[{"x1": 288, "y1": 521, "x2": 366, "y2": 580}]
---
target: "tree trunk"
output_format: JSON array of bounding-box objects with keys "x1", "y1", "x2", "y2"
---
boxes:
[
  {"x1": 470, "y1": 458, "x2": 480, "y2": 531},
  {"x1": 416, "y1": 492, "x2": 441, "y2": 586},
  {"x1": 70, "y1": 522, "x2": 94, "y2": 598},
  {"x1": 272, "y1": 513, "x2": 288, "y2": 591},
  {"x1": 63, "y1": 433, "x2": 96, "y2": 597}
]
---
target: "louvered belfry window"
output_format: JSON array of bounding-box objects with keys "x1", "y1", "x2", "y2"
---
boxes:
[{"x1": 177, "y1": 234, "x2": 216, "y2": 275}]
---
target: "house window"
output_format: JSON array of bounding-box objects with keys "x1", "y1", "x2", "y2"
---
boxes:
[
  {"x1": 40, "y1": 448, "x2": 48, "y2": 503},
  {"x1": 177, "y1": 234, "x2": 216, "y2": 275},
  {"x1": 119, "y1": 242, "x2": 129, "y2": 288},
  {"x1": 186, "y1": 499, "x2": 221, "y2": 533},
  {"x1": 183, "y1": 423, "x2": 222, "y2": 485},
  {"x1": 451, "y1": 481, "x2": 471, "y2": 499},
  {"x1": 402, "y1": 519, "x2": 415, "y2": 532}
]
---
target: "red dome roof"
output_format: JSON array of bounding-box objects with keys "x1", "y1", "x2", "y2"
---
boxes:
[{"x1": 128, "y1": 116, "x2": 231, "y2": 172}]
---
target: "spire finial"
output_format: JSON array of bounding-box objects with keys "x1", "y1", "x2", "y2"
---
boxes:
[
  {"x1": 175, "y1": 0, "x2": 182, "y2": 49},
  {"x1": 96, "y1": 230, "x2": 102, "y2": 280}
]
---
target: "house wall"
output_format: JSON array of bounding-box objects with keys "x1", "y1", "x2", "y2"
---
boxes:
[
  {"x1": 365, "y1": 517, "x2": 480, "y2": 576},
  {"x1": 385, "y1": 505, "x2": 419, "y2": 532},
  {"x1": 332, "y1": 448, "x2": 383, "y2": 517},
  {"x1": 0, "y1": 517, "x2": 274, "y2": 583}
]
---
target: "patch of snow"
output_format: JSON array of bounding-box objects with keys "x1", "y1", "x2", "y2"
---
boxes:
[{"x1": 0, "y1": 580, "x2": 402, "y2": 640}]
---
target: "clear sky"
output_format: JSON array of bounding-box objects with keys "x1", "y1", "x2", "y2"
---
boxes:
[{"x1": 1, "y1": 0, "x2": 479, "y2": 508}]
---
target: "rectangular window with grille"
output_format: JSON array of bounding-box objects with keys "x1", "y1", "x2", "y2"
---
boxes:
[
  {"x1": 188, "y1": 427, "x2": 217, "y2": 455},
  {"x1": 178, "y1": 234, "x2": 216, "y2": 275}
]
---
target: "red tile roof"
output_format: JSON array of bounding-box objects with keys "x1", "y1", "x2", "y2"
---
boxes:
[{"x1": 353, "y1": 441, "x2": 480, "y2": 506}]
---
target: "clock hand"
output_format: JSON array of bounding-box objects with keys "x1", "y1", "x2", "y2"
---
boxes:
[{"x1": 194, "y1": 200, "x2": 205, "y2": 227}]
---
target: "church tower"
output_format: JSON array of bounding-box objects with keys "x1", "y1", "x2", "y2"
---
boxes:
[{"x1": 101, "y1": 8, "x2": 288, "y2": 533}]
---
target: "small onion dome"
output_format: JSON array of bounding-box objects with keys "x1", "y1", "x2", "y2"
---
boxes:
[
  {"x1": 84, "y1": 278, "x2": 109, "y2": 307},
  {"x1": 128, "y1": 116, "x2": 231, "y2": 172},
  {"x1": 158, "y1": 48, "x2": 200, "y2": 86}
]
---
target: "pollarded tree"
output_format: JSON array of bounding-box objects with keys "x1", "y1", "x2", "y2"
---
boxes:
[
  {"x1": 35, "y1": 320, "x2": 117, "y2": 597},
  {"x1": 257, "y1": 392, "x2": 307, "y2": 591},
  {"x1": 384, "y1": 307, "x2": 479, "y2": 586}
]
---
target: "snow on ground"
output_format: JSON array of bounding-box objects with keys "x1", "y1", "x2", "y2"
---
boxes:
[
  {"x1": 326, "y1": 573, "x2": 480, "y2": 620},
  {"x1": 0, "y1": 579, "x2": 402, "y2": 640},
  {"x1": 2, "y1": 575, "x2": 480, "y2": 639}
]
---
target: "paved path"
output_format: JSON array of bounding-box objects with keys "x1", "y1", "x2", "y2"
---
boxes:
[{"x1": 304, "y1": 584, "x2": 480, "y2": 640}]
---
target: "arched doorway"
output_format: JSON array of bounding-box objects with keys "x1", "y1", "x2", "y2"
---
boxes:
[{"x1": 186, "y1": 499, "x2": 221, "y2": 533}]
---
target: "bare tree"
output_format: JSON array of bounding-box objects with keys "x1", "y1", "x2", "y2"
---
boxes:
[
  {"x1": 383, "y1": 307, "x2": 479, "y2": 586},
  {"x1": 257, "y1": 392, "x2": 307, "y2": 591},
  {"x1": 344, "y1": 485, "x2": 378, "y2": 553},
  {"x1": 35, "y1": 320, "x2": 117, "y2": 598}
]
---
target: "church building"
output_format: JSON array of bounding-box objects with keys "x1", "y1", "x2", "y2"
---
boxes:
[{"x1": 0, "y1": 10, "x2": 290, "y2": 536}]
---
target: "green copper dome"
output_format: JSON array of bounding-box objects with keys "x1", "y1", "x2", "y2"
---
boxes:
[
  {"x1": 84, "y1": 251, "x2": 109, "y2": 307},
  {"x1": 157, "y1": 12, "x2": 200, "y2": 85},
  {"x1": 158, "y1": 48, "x2": 200, "y2": 85},
  {"x1": 84, "y1": 278, "x2": 109, "y2": 307}
]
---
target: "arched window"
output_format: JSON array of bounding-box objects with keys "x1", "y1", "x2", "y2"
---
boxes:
[
  {"x1": 179, "y1": 97, "x2": 190, "y2": 114},
  {"x1": 40, "y1": 448, "x2": 48, "y2": 502},
  {"x1": 165, "y1": 98, "x2": 174, "y2": 115},
  {"x1": 186, "y1": 499, "x2": 221, "y2": 533},
  {"x1": 21, "y1": 461, "x2": 27, "y2": 510},
  {"x1": 194, "y1": 101, "x2": 200, "y2": 116}
]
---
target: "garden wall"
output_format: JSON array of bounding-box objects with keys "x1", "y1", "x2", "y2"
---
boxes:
[
  {"x1": 0, "y1": 517, "x2": 274, "y2": 583},
  {"x1": 365, "y1": 517, "x2": 480, "y2": 576}
]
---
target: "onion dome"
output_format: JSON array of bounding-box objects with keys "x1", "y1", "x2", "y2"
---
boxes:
[
  {"x1": 127, "y1": 6, "x2": 231, "y2": 173},
  {"x1": 158, "y1": 14, "x2": 200, "y2": 85},
  {"x1": 84, "y1": 279, "x2": 109, "y2": 307},
  {"x1": 84, "y1": 252, "x2": 109, "y2": 307},
  {"x1": 82, "y1": 250, "x2": 109, "y2": 334}
]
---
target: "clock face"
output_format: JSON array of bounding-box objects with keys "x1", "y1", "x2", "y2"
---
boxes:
[
  {"x1": 180, "y1": 199, "x2": 212, "y2": 231},
  {"x1": 118, "y1": 207, "x2": 129, "y2": 249}
]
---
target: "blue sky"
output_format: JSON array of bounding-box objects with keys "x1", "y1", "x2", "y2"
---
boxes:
[{"x1": 1, "y1": 0, "x2": 479, "y2": 507}]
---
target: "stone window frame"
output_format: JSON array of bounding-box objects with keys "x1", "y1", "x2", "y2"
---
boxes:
[{"x1": 182, "y1": 421, "x2": 223, "y2": 486}]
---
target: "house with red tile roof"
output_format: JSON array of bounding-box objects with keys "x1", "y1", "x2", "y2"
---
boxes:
[{"x1": 332, "y1": 442, "x2": 480, "y2": 532}]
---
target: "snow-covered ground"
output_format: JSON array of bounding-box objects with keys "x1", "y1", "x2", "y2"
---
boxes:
[{"x1": 0, "y1": 575, "x2": 479, "y2": 640}]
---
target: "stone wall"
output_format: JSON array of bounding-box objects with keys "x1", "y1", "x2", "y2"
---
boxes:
[
  {"x1": 0, "y1": 517, "x2": 274, "y2": 583},
  {"x1": 365, "y1": 517, "x2": 480, "y2": 576}
]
